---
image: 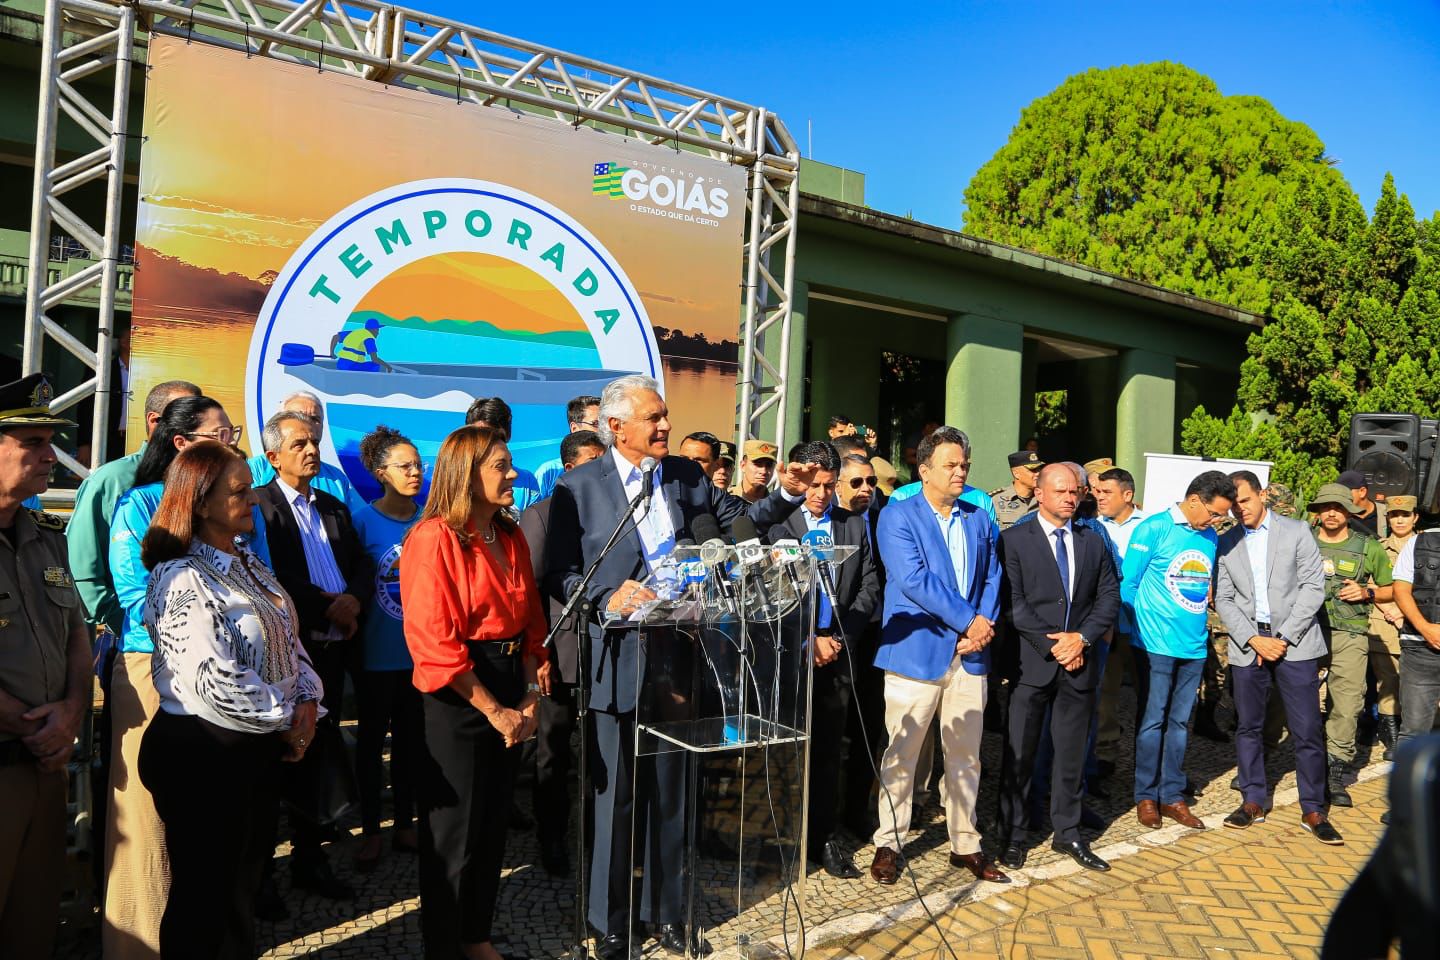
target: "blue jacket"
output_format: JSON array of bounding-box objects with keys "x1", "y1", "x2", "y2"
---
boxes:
[{"x1": 874, "y1": 491, "x2": 1001, "y2": 681}]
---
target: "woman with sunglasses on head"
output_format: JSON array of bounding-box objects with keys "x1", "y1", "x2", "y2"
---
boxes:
[
  {"x1": 401, "y1": 424, "x2": 545, "y2": 960},
  {"x1": 102, "y1": 394, "x2": 268, "y2": 957},
  {"x1": 351, "y1": 425, "x2": 426, "y2": 871},
  {"x1": 137, "y1": 440, "x2": 322, "y2": 958}
]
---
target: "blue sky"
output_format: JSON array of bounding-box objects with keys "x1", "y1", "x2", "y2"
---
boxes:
[{"x1": 422, "y1": 1, "x2": 1439, "y2": 231}]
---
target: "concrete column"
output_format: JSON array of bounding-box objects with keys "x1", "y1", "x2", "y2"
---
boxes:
[
  {"x1": 945, "y1": 313, "x2": 1023, "y2": 492},
  {"x1": 1116, "y1": 348, "x2": 1176, "y2": 496}
]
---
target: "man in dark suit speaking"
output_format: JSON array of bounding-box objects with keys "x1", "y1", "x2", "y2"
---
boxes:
[
  {"x1": 545, "y1": 375, "x2": 813, "y2": 959},
  {"x1": 998, "y1": 463, "x2": 1119, "y2": 872}
]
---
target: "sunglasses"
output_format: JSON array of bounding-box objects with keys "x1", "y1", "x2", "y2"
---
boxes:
[
  {"x1": 847, "y1": 475, "x2": 879, "y2": 489},
  {"x1": 186, "y1": 426, "x2": 243, "y2": 446}
]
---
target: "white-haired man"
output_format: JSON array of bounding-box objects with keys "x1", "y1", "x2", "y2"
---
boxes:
[
  {"x1": 545, "y1": 374, "x2": 817, "y2": 959},
  {"x1": 248, "y1": 390, "x2": 364, "y2": 512}
]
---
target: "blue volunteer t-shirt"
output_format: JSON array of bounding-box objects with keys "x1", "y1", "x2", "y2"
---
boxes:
[
  {"x1": 352, "y1": 502, "x2": 421, "y2": 671},
  {"x1": 1119, "y1": 504, "x2": 1219, "y2": 660}
]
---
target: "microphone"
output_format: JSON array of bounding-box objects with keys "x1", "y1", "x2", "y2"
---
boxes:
[
  {"x1": 627, "y1": 455, "x2": 660, "y2": 517},
  {"x1": 801, "y1": 528, "x2": 841, "y2": 621},
  {"x1": 692, "y1": 514, "x2": 736, "y2": 615},
  {"x1": 731, "y1": 516, "x2": 776, "y2": 613},
  {"x1": 769, "y1": 537, "x2": 807, "y2": 597}
]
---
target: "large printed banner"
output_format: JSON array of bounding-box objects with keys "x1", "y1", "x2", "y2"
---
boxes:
[{"x1": 132, "y1": 36, "x2": 747, "y2": 500}]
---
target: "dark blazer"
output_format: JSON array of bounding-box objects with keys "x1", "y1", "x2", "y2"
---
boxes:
[
  {"x1": 544, "y1": 452, "x2": 802, "y2": 713},
  {"x1": 999, "y1": 517, "x2": 1119, "y2": 690},
  {"x1": 519, "y1": 497, "x2": 581, "y2": 684},
  {"x1": 255, "y1": 479, "x2": 373, "y2": 639},
  {"x1": 769, "y1": 505, "x2": 880, "y2": 642}
]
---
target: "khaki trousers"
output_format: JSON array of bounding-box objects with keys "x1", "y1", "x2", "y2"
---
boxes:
[
  {"x1": 872, "y1": 662, "x2": 986, "y2": 856},
  {"x1": 103, "y1": 652, "x2": 169, "y2": 959},
  {"x1": 0, "y1": 756, "x2": 67, "y2": 960},
  {"x1": 1324, "y1": 630, "x2": 1369, "y2": 763},
  {"x1": 1368, "y1": 635, "x2": 1401, "y2": 717}
]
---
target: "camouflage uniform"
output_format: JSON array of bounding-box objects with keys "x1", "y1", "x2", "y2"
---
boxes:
[{"x1": 990, "y1": 484, "x2": 1038, "y2": 531}]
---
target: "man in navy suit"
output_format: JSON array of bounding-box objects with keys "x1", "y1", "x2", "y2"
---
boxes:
[
  {"x1": 545, "y1": 375, "x2": 813, "y2": 960},
  {"x1": 868, "y1": 427, "x2": 1009, "y2": 886},
  {"x1": 997, "y1": 464, "x2": 1120, "y2": 872}
]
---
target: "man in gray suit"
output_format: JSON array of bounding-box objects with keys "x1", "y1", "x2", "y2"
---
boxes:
[{"x1": 1214, "y1": 471, "x2": 1342, "y2": 844}]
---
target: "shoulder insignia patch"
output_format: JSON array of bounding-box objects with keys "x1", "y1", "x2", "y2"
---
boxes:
[{"x1": 27, "y1": 509, "x2": 69, "y2": 532}]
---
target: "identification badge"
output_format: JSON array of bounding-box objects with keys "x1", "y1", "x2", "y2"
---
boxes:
[
  {"x1": 1322, "y1": 558, "x2": 1335, "y2": 577},
  {"x1": 43, "y1": 566, "x2": 73, "y2": 587}
]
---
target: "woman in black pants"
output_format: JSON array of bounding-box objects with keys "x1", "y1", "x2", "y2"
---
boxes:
[
  {"x1": 137, "y1": 441, "x2": 322, "y2": 959},
  {"x1": 400, "y1": 424, "x2": 545, "y2": 960}
]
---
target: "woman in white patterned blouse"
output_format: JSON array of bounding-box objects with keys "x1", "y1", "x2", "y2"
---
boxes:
[{"x1": 136, "y1": 440, "x2": 322, "y2": 960}]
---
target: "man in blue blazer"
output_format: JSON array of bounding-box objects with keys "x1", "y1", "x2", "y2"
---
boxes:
[
  {"x1": 869, "y1": 427, "x2": 1009, "y2": 886},
  {"x1": 545, "y1": 375, "x2": 813, "y2": 960}
]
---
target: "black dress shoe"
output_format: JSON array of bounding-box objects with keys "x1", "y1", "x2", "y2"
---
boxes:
[
  {"x1": 656, "y1": 923, "x2": 712, "y2": 956},
  {"x1": 1051, "y1": 839, "x2": 1110, "y2": 872},
  {"x1": 594, "y1": 933, "x2": 641, "y2": 960},
  {"x1": 539, "y1": 836, "x2": 570, "y2": 877},
  {"x1": 291, "y1": 858, "x2": 354, "y2": 900},
  {"x1": 254, "y1": 877, "x2": 289, "y2": 921},
  {"x1": 813, "y1": 840, "x2": 861, "y2": 879},
  {"x1": 999, "y1": 842, "x2": 1027, "y2": 870}
]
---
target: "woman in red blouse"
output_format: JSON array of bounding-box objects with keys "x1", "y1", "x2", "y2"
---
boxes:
[{"x1": 400, "y1": 424, "x2": 545, "y2": 960}]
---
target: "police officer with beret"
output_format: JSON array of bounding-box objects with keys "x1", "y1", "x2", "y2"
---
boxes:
[
  {"x1": 0, "y1": 374, "x2": 92, "y2": 959},
  {"x1": 991, "y1": 450, "x2": 1044, "y2": 530}
]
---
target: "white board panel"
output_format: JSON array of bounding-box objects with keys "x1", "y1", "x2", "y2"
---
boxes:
[{"x1": 1141, "y1": 453, "x2": 1272, "y2": 512}]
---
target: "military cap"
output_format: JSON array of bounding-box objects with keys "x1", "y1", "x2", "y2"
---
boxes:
[
  {"x1": 1264, "y1": 482, "x2": 1297, "y2": 517},
  {"x1": 1307, "y1": 482, "x2": 1361, "y2": 514},
  {"x1": 1387, "y1": 495, "x2": 1418, "y2": 513},
  {"x1": 1082, "y1": 457, "x2": 1114, "y2": 476},
  {"x1": 742, "y1": 439, "x2": 778, "y2": 462},
  {"x1": 1008, "y1": 450, "x2": 1044, "y2": 470},
  {"x1": 0, "y1": 373, "x2": 76, "y2": 429}
]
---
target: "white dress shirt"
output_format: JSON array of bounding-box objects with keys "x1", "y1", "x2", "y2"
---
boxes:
[
  {"x1": 611, "y1": 447, "x2": 677, "y2": 574},
  {"x1": 1036, "y1": 513, "x2": 1076, "y2": 601},
  {"x1": 275, "y1": 476, "x2": 348, "y2": 643},
  {"x1": 1244, "y1": 509, "x2": 1272, "y2": 625}
]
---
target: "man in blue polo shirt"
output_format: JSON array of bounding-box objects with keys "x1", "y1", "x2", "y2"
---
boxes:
[{"x1": 1121, "y1": 470, "x2": 1236, "y2": 831}]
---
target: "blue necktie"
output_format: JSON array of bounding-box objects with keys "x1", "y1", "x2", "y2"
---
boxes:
[{"x1": 1053, "y1": 528, "x2": 1071, "y2": 629}]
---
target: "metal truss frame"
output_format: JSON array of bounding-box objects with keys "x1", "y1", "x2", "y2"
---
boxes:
[{"x1": 24, "y1": 0, "x2": 801, "y2": 478}]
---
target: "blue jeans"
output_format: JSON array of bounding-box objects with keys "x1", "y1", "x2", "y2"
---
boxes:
[{"x1": 1132, "y1": 647, "x2": 1204, "y2": 805}]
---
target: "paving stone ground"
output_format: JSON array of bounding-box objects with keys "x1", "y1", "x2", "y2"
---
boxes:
[{"x1": 53, "y1": 688, "x2": 1390, "y2": 958}]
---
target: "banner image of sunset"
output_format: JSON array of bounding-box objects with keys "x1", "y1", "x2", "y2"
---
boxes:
[{"x1": 130, "y1": 36, "x2": 747, "y2": 480}]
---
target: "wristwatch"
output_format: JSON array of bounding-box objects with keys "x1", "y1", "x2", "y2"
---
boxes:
[
  {"x1": 1079, "y1": 634, "x2": 1092, "y2": 649},
  {"x1": 1366, "y1": 587, "x2": 1376, "y2": 601}
]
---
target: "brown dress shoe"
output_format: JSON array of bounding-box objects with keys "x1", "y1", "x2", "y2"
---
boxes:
[
  {"x1": 1159, "y1": 801, "x2": 1205, "y2": 829},
  {"x1": 870, "y1": 846, "x2": 902, "y2": 885},
  {"x1": 949, "y1": 851, "x2": 1011, "y2": 884},
  {"x1": 1136, "y1": 799, "x2": 1162, "y2": 828}
]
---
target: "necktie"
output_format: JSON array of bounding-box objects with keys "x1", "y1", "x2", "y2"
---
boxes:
[{"x1": 1054, "y1": 528, "x2": 1071, "y2": 628}]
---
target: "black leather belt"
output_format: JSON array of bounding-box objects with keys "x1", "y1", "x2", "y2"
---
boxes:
[{"x1": 1257, "y1": 621, "x2": 1273, "y2": 635}]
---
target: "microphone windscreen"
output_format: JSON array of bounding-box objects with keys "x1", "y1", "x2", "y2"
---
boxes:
[
  {"x1": 675, "y1": 538, "x2": 696, "y2": 548},
  {"x1": 640, "y1": 456, "x2": 658, "y2": 472},
  {"x1": 732, "y1": 515, "x2": 760, "y2": 544},
  {"x1": 691, "y1": 513, "x2": 722, "y2": 544}
]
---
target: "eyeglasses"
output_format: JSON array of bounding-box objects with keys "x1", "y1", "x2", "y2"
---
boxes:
[
  {"x1": 186, "y1": 426, "x2": 243, "y2": 446},
  {"x1": 383, "y1": 460, "x2": 424, "y2": 475},
  {"x1": 847, "y1": 475, "x2": 879, "y2": 489},
  {"x1": 575, "y1": 420, "x2": 600, "y2": 430}
]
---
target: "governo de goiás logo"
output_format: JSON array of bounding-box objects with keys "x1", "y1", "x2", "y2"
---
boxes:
[
  {"x1": 1164, "y1": 548, "x2": 1214, "y2": 614},
  {"x1": 246, "y1": 178, "x2": 660, "y2": 502},
  {"x1": 592, "y1": 160, "x2": 730, "y2": 226}
]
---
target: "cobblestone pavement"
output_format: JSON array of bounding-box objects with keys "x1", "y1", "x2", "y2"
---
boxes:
[
  {"x1": 54, "y1": 689, "x2": 1390, "y2": 958},
  {"x1": 792, "y1": 771, "x2": 1387, "y2": 960}
]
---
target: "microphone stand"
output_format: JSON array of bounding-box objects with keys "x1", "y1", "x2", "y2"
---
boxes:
[{"x1": 546, "y1": 470, "x2": 654, "y2": 960}]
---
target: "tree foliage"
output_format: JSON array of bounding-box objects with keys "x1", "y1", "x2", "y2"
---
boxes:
[{"x1": 963, "y1": 62, "x2": 1440, "y2": 499}]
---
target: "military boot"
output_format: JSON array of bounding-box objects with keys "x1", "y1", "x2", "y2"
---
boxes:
[
  {"x1": 1378, "y1": 714, "x2": 1400, "y2": 761},
  {"x1": 1327, "y1": 756, "x2": 1353, "y2": 808}
]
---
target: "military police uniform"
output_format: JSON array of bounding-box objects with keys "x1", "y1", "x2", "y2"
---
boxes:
[
  {"x1": 0, "y1": 374, "x2": 86, "y2": 960},
  {"x1": 991, "y1": 450, "x2": 1044, "y2": 531}
]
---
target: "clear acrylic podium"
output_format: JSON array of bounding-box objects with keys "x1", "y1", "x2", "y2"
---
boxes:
[{"x1": 602, "y1": 542, "x2": 856, "y2": 957}]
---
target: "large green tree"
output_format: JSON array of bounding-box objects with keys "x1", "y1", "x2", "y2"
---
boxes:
[{"x1": 963, "y1": 62, "x2": 1440, "y2": 498}]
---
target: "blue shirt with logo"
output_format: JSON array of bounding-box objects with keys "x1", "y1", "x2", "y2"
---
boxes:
[
  {"x1": 1119, "y1": 505, "x2": 1219, "y2": 660},
  {"x1": 352, "y1": 502, "x2": 420, "y2": 671}
]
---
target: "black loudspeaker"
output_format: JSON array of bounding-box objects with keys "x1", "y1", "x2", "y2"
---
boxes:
[
  {"x1": 1348, "y1": 413, "x2": 1421, "y2": 499},
  {"x1": 1420, "y1": 419, "x2": 1440, "y2": 513}
]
